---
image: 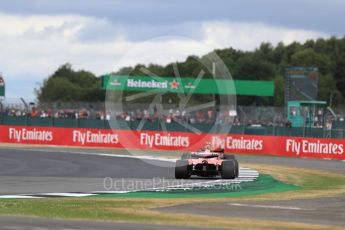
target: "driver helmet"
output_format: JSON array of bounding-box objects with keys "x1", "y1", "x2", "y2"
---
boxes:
[{"x1": 204, "y1": 142, "x2": 212, "y2": 151}]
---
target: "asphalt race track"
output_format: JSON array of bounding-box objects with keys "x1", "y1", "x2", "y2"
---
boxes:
[
  {"x1": 0, "y1": 146, "x2": 344, "y2": 229},
  {"x1": 158, "y1": 196, "x2": 345, "y2": 227},
  {"x1": 0, "y1": 147, "x2": 174, "y2": 194},
  {"x1": 0, "y1": 147, "x2": 260, "y2": 195}
]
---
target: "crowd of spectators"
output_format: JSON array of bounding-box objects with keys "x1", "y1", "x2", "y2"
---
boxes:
[
  {"x1": 2, "y1": 105, "x2": 234, "y2": 125},
  {"x1": 1, "y1": 103, "x2": 344, "y2": 128}
]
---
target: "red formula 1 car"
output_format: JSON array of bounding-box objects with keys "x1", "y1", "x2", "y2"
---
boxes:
[{"x1": 175, "y1": 146, "x2": 239, "y2": 179}]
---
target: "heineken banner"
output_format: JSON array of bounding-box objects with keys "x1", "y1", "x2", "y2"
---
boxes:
[
  {"x1": 0, "y1": 76, "x2": 4, "y2": 97},
  {"x1": 101, "y1": 75, "x2": 274, "y2": 96}
]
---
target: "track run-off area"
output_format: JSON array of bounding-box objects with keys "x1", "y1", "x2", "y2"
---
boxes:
[{"x1": 0, "y1": 145, "x2": 345, "y2": 230}]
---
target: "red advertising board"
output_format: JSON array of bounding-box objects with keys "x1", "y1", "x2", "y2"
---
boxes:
[{"x1": 0, "y1": 125, "x2": 344, "y2": 160}]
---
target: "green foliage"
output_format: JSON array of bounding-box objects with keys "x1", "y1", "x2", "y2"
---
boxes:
[
  {"x1": 38, "y1": 37, "x2": 345, "y2": 106},
  {"x1": 37, "y1": 63, "x2": 104, "y2": 103},
  {"x1": 274, "y1": 75, "x2": 285, "y2": 106},
  {"x1": 290, "y1": 48, "x2": 332, "y2": 74},
  {"x1": 233, "y1": 54, "x2": 275, "y2": 80},
  {"x1": 318, "y1": 74, "x2": 343, "y2": 106}
]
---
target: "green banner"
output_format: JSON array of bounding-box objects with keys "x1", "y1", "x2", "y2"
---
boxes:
[
  {"x1": 101, "y1": 75, "x2": 274, "y2": 96},
  {"x1": 0, "y1": 76, "x2": 4, "y2": 97}
]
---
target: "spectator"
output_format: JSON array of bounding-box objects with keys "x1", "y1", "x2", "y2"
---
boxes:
[{"x1": 31, "y1": 107, "x2": 38, "y2": 117}]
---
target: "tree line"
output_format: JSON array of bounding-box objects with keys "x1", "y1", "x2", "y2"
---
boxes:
[{"x1": 36, "y1": 36, "x2": 345, "y2": 107}]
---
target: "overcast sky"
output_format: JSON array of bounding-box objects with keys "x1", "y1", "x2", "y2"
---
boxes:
[{"x1": 0, "y1": 0, "x2": 343, "y2": 99}]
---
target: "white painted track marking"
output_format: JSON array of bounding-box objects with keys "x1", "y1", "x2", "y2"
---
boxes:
[
  {"x1": 4, "y1": 147, "x2": 178, "y2": 162},
  {"x1": 228, "y1": 203, "x2": 304, "y2": 210},
  {"x1": 35, "y1": 193, "x2": 96, "y2": 197},
  {"x1": 0, "y1": 195, "x2": 41, "y2": 199}
]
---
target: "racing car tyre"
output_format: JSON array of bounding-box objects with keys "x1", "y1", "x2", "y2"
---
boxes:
[
  {"x1": 234, "y1": 159, "x2": 239, "y2": 178},
  {"x1": 221, "y1": 160, "x2": 236, "y2": 179},
  {"x1": 223, "y1": 154, "x2": 235, "y2": 160},
  {"x1": 175, "y1": 160, "x2": 190, "y2": 179},
  {"x1": 181, "y1": 153, "x2": 191, "y2": 159}
]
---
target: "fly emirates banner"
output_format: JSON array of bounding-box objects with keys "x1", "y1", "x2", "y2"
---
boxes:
[{"x1": 0, "y1": 125, "x2": 344, "y2": 160}]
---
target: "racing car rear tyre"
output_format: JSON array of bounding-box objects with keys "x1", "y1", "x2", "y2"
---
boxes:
[
  {"x1": 223, "y1": 155, "x2": 239, "y2": 177},
  {"x1": 234, "y1": 159, "x2": 239, "y2": 178},
  {"x1": 221, "y1": 160, "x2": 236, "y2": 179},
  {"x1": 223, "y1": 154, "x2": 235, "y2": 160},
  {"x1": 181, "y1": 153, "x2": 191, "y2": 159},
  {"x1": 175, "y1": 160, "x2": 190, "y2": 179}
]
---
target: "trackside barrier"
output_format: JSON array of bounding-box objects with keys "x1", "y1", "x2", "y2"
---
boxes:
[
  {"x1": 0, "y1": 125, "x2": 344, "y2": 161},
  {"x1": 1, "y1": 115, "x2": 345, "y2": 139}
]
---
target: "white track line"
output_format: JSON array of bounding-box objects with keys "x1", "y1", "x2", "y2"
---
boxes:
[
  {"x1": 35, "y1": 193, "x2": 96, "y2": 197},
  {"x1": 0, "y1": 195, "x2": 41, "y2": 199},
  {"x1": 7, "y1": 147, "x2": 177, "y2": 162},
  {"x1": 228, "y1": 203, "x2": 304, "y2": 210}
]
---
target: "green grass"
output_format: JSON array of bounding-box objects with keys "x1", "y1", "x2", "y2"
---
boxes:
[
  {"x1": 0, "y1": 199, "x2": 157, "y2": 222},
  {"x1": 96, "y1": 174, "x2": 299, "y2": 198},
  {"x1": 0, "y1": 197, "x2": 343, "y2": 230}
]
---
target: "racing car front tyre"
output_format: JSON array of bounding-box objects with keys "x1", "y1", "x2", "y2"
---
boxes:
[
  {"x1": 223, "y1": 154, "x2": 235, "y2": 160},
  {"x1": 221, "y1": 160, "x2": 236, "y2": 179},
  {"x1": 175, "y1": 160, "x2": 190, "y2": 179}
]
